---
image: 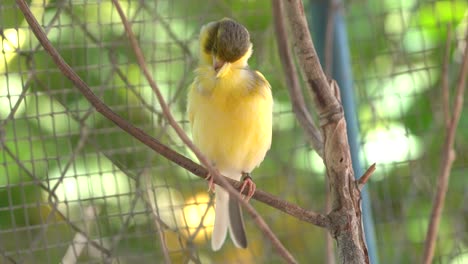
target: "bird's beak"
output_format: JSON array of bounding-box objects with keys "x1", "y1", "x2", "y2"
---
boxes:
[{"x1": 213, "y1": 56, "x2": 225, "y2": 72}]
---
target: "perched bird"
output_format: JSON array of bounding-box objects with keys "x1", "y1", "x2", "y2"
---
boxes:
[{"x1": 187, "y1": 18, "x2": 273, "y2": 251}]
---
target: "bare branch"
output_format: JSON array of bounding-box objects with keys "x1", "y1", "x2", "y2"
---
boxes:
[
  {"x1": 357, "y1": 163, "x2": 377, "y2": 190},
  {"x1": 283, "y1": 0, "x2": 340, "y2": 120},
  {"x1": 423, "y1": 28, "x2": 468, "y2": 264},
  {"x1": 272, "y1": 0, "x2": 324, "y2": 157},
  {"x1": 442, "y1": 25, "x2": 452, "y2": 128},
  {"x1": 283, "y1": 1, "x2": 369, "y2": 263}
]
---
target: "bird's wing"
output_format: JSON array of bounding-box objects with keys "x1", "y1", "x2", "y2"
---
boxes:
[{"x1": 186, "y1": 81, "x2": 197, "y2": 127}]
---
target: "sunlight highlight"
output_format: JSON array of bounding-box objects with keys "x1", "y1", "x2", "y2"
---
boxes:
[
  {"x1": 181, "y1": 193, "x2": 215, "y2": 244},
  {"x1": 0, "y1": 28, "x2": 26, "y2": 72},
  {"x1": 362, "y1": 124, "x2": 422, "y2": 165}
]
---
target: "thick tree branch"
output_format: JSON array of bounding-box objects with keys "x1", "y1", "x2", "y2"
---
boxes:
[
  {"x1": 423, "y1": 28, "x2": 468, "y2": 264},
  {"x1": 282, "y1": 1, "x2": 341, "y2": 119},
  {"x1": 283, "y1": 1, "x2": 369, "y2": 263},
  {"x1": 272, "y1": 0, "x2": 324, "y2": 157}
]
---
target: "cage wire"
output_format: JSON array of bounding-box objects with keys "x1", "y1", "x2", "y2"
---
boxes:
[{"x1": 0, "y1": 0, "x2": 467, "y2": 263}]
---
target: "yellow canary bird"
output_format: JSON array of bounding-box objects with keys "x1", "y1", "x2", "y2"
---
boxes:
[{"x1": 187, "y1": 18, "x2": 273, "y2": 250}]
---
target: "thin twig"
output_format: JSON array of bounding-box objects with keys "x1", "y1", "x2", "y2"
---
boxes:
[
  {"x1": 111, "y1": 1, "x2": 296, "y2": 262},
  {"x1": 271, "y1": 0, "x2": 324, "y2": 157},
  {"x1": 357, "y1": 163, "x2": 377, "y2": 190},
  {"x1": 422, "y1": 29, "x2": 468, "y2": 264},
  {"x1": 441, "y1": 25, "x2": 452, "y2": 128}
]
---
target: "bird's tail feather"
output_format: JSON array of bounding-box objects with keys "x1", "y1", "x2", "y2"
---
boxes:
[
  {"x1": 211, "y1": 170, "x2": 247, "y2": 250},
  {"x1": 212, "y1": 187, "x2": 229, "y2": 251},
  {"x1": 228, "y1": 196, "x2": 247, "y2": 248}
]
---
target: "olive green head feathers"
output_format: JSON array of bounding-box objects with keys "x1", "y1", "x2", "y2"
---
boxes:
[{"x1": 199, "y1": 18, "x2": 253, "y2": 70}]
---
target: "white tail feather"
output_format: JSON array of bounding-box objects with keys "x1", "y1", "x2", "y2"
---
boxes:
[
  {"x1": 211, "y1": 170, "x2": 247, "y2": 250},
  {"x1": 211, "y1": 187, "x2": 229, "y2": 251}
]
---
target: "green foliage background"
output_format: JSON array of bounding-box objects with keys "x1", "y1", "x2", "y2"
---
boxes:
[{"x1": 0, "y1": 0, "x2": 466, "y2": 263}]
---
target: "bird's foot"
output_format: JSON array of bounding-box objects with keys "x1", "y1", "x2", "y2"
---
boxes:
[
  {"x1": 206, "y1": 173, "x2": 215, "y2": 193},
  {"x1": 240, "y1": 172, "x2": 256, "y2": 202}
]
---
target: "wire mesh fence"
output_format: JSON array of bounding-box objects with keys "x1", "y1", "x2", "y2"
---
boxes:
[{"x1": 0, "y1": 0, "x2": 467, "y2": 263}]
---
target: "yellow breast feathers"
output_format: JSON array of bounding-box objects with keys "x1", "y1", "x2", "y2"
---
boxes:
[{"x1": 187, "y1": 67, "x2": 273, "y2": 175}]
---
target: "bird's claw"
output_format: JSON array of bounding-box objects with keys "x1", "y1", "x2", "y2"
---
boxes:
[
  {"x1": 240, "y1": 172, "x2": 256, "y2": 202},
  {"x1": 206, "y1": 173, "x2": 215, "y2": 193}
]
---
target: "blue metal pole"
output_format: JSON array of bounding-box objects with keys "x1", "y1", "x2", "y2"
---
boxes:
[{"x1": 308, "y1": 2, "x2": 379, "y2": 263}]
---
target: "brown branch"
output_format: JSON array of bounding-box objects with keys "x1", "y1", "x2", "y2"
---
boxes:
[
  {"x1": 272, "y1": 1, "x2": 333, "y2": 262},
  {"x1": 422, "y1": 28, "x2": 468, "y2": 264},
  {"x1": 283, "y1": 1, "x2": 369, "y2": 263},
  {"x1": 272, "y1": 0, "x2": 323, "y2": 157},
  {"x1": 282, "y1": 1, "x2": 340, "y2": 118},
  {"x1": 441, "y1": 25, "x2": 452, "y2": 128},
  {"x1": 357, "y1": 163, "x2": 377, "y2": 190}
]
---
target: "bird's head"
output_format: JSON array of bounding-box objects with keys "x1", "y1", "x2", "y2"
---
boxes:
[{"x1": 199, "y1": 18, "x2": 252, "y2": 77}]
